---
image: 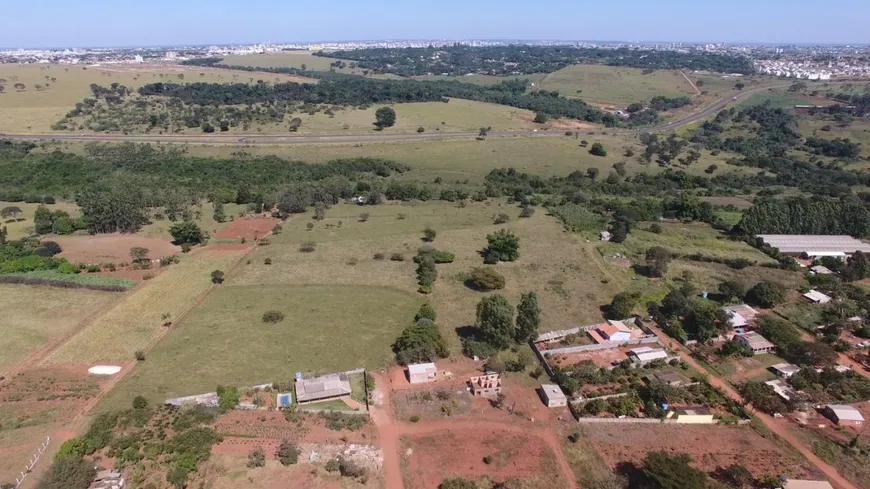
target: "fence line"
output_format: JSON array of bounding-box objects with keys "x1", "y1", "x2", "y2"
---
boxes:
[
  {"x1": 543, "y1": 336, "x2": 660, "y2": 356},
  {"x1": 14, "y1": 436, "x2": 50, "y2": 488}
]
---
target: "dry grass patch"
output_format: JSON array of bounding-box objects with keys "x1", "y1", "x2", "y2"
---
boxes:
[
  {"x1": 43, "y1": 248, "x2": 246, "y2": 365},
  {"x1": 0, "y1": 284, "x2": 117, "y2": 373},
  {"x1": 536, "y1": 65, "x2": 696, "y2": 106}
]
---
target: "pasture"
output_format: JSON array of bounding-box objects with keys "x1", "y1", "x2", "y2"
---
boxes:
[
  {"x1": 535, "y1": 65, "x2": 697, "y2": 106},
  {"x1": 231, "y1": 200, "x2": 618, "y2": 340},
  {"x1": 221, "y1": 51, "x2": 354, "y2": 72},
  {"x1": 97, "y1": 284, "x2": 420, "y2": 410},
  {"x1": 0, "y1": 63, "x2": 310, "y2": 133},
  {"x1": 43, "y1": 247, "x2": 247, "y2": 365},
  {"x1": 0, "y1": 285, "x2": 117, "y2": 373}
]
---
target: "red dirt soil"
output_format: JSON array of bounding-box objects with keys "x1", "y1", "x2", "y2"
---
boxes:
[
  {"x1": 213, "y1": 217, "x2": 280, "y2": 241},
  {"x1": 579, "y1": 423, "x2": 817, "y2": 481},
  {"x1": 400, "y1": 423, "x2": 570, "y2": 489},
  {"x1": 53, "y1": 234, "x2": 179, "y2": 264}
]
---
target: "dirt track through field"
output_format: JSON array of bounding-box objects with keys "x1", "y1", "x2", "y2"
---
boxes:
[
  {"x1": 680, "y1": 70, "x2": 702, "y2": 96},
  {"x1": 646, "y1": 322, "x2": 857, "y2": 489}
]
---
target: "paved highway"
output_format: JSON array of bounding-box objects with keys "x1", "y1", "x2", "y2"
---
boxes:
[{"x1": 0, "y1": 85, "x2": 783, "y2": 146}]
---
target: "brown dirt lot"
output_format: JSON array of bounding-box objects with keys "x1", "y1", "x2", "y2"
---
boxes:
[
  {"x1": 213, "y1": 217, "x2": 281, "y2": 241},
  {"x1": 400, "y1": 426, "x2": 569, "y2": 489},
  {"x1": 53, "y1": 234, "x2": 179, "y2": 264},
  {"x1": 577, "y1": 423, "x2": 818, "y2": 481}
]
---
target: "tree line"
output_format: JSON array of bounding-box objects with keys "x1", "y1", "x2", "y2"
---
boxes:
[{"x1": 311, "y1": 45, "x2": 755, "y2": 76}]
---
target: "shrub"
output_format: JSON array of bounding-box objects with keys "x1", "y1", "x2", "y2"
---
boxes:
[
  {"x1": 132, "y1": 396, "x2": 148, "y2": 410},
  {"x1": 649, "y1": 223, "x2": 663, "y2": 234},
  {"x1": 519, "y1": 206, "x2": 535, "y2": 218},
  {"x1": 493, "y1": 213, "x2": 510, "y2": 224},
  {"x1": 262, "y1": 310, "x2": 285, "y2": 324},
  {"x1": 210, "y1": 269, "x2": 225, "y2": 284},
  {"x1": 276, "y1": 440, "x2": 299, "y2": 466},
  {"x1": 423, "y1": 227, "x2": 437, "y2": 242},
  {"x1": 415, "y1": 303, "x2": 437, "y2": 322},
  {"x1": 359, "y1": 212, "x2": 370, "y2": 222},
  {"x1": 325, "y1": 459, "x2": 341, "y2": 473},
  {"x1": 373, "y1": 252, "x2": 386, "y2": 260},
  {"x1": 54, "y1": 438, "x2": 88, "y2": 461},
  {"x1": 134, "y1": 350, "x2": 145, "y2": 361},
  {"x1": 347, "y1": 257, "x2": 359, "y2": 266},
  {"x1": 589, "y1": 142, "x2": 608, "y2": 156},
  {"x1": 299, "y1": 241, "x2": 316, "y2": 253},
  {"x1": 484, "y1": 229, "x2": 520, "y2": 263},
  {"x1": 37, "y1": 457, "x2": 96, "y2": 489},
  {"x1": 410, "y1": 415, "x2": 420, "y2": 423},
  {"x1": 338, "y1": 458, "x2": 367, "y2": 479},
  {"x1": 390, "y1": 253, "x2": 405, "y2": 262},
  {"x1": 483, "y1": 455, "x2": 493, "y2": 464},
  {"x1": 264, "y1": 258, "x2": 272, "y2": 265},
  {"x1": 470, "y1": 267, "x2": 506, "y2": 290},
  {"x1": 247, "y1": 447, "x2": 266, "y2": 468}
]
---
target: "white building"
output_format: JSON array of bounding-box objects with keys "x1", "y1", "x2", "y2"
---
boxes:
[
  {"x1": 407, "y1": 363, "x2": 437, "y2": 384},
  {"x1": 539, "y1": 384, "x2": 567, "y2": 408},
  {"x1": 803, "y1": 290, "x2": 832, "y2": 305},
  {"x1": 629, "y1": 346, "x2": 669, "y2": 364}
]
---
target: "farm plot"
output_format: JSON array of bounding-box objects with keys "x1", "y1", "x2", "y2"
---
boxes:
[
  {"x1": 0, "y1": 284, "x2": 117, "y2": 373},
  {"x1": 97, "y1": 284, "x2": 420, "y2": 411},
  {"x1": 43, "y1": 248, "x2": 246, "y2": 365},
  {"x1": 52, "y1": 234, "x2": 180, "y2": 264},
  {"x1": 201, "y1": 453, "x2": 379, "y2": 489},
  {"x1": 575, "y1": 423, "x2": 817, "y2": 481},
  {"x1": 0, "y1": 367, "x2": 105, "y2": 485},
  {"x1": 535, "y1": 65, "x2": 696, "y2": 106},
  {"x1": 399, "y1": 427, "x2": 570, "y2": 489}
]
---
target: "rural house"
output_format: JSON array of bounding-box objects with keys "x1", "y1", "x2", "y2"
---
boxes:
[
  {"x1": 809, "y1": 265, "x2": 834, "y2": 275},
  {"x1": 803, "y1": 289, "x2": 832, "y2": 305},
  {"x1": 90, "y1": 470, "x2": 125, "y2": 489},
  {"x1": 407, "y1": 363, "x2": 437, "y2": 384},
  {"x1": 644, "y1": 371, "x2": 685, "y2": 387},
  {"x1": 469, "y1": 374, "x2": 503, "y2": 397},
  {"x1": 770, "y1": 362, "x2": 801, "y2": 378},
  {"x1": 823, "y1": 404, "x2": 865, "y2": 426},
  {"x1": 295, "y1": 373, "x2": 352, "y2": 404},
  {"x1": 597, "y1": 320, "x2": 632, "y2": 342},
  {"x1": 628, "y1": 346, "x2": 669, "y2": 365},
  {"x1": 539, "y1": 384, "x2": 567, "y2": 408},
  {"x1": 782, "y1": 480, "x2": 835, "y2": 489},
  {"x1": 672, "y1": 406, "x2": 715, "y2": 424},
  {"x1": 736, "y1": 332, "x2": 776, "y2": 355},
  {"x1": 722, "y1": 304, "x2": 759, "y2": 329},
  {"x1": 765, "y1": 379, "x2": 795, "y2": 402}
]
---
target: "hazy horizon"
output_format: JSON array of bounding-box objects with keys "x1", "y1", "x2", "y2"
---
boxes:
[{"x1": 2, "y1": 0, "x2": 868, "y2": 48}]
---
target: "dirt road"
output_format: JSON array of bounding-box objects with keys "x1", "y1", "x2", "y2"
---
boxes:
[{"x1": 646, "y1": 323, "x2": 857, "y2": 489}]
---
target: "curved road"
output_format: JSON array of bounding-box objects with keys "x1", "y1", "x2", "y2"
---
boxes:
[{"x1": 0, "y1": 85, "x2": 784, "y2": 146}]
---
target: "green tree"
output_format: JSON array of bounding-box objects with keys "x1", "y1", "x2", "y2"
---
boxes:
[
  {"x1": 745, "y1": 282, "x2": 785, "y2": 308},
  {"x1": 716, "y1": 463, "x2": 754, "y2": 488},
  {"x1": 741, "y1": 381, "x2": 787, "y2": 414},
  {"x1": 211, "y1": 269, "x2": 225, "y2": 284},
  {"x1": 169, "y1": 220, "x2": 208, "y2": 245},
  {"x1": 533, "y1": 112, "x2": 549, "y2": 124},
  {"x1": 589, "y1": 142, "x2": 608, "y2": 157},
  {"x1": 212, "y1": 201, "x2": 226, "y2": 223},
  {"x1": 76, "y1": 183, "x2": 149, "y2": 234},
  {"x1": 130, "y1": 246, "x2": 150, "y2": 264},
  {"x1": 35, "y1": 457, "x2": 96, "y2": 489},
  {"x1": 415, "y1": 303, "x2": 437, "y2": 322},
  {"x1": 476, "y1": 294, "x2": 516, "y2": 350},
  {"x1": 216, "y1": 385, "x2": 241, "y2": 413},
  {"x1": 470, "y1": 267, "x2": 506, "y2": 291},
  {"x1": 34, "y1": 205, "x2": 54, "y2": 234},
  {"x1": 276, "y1": 440, "x2": 299, "y2": 466},
  {"x1": 586, "y1": 167, "x2": 600, "y2": 180},
  {"x1": 484, "y1": 229, "x2": 520, "y2": 263},
  {"x1": 607, "y1": 292, "x2": 639, "y2": 319},
  {"x1": 645, "y1": 246, "x2": 672, "y2": 277},
  {"x1": 394, "y1": 321, "x2": 449, "y2": 364},
  {"x1": 288, "y1": 117, "x2": 302, "y2": 132},
  {"x1": 0, "y1": 206, "x2": 22, "y2": 218},
  {"x1": 515, "y1": 292, "x2": 541, "y2": 343},
  {"x1": 416, "y1": 253, "x2": 438, "y2": 293},
  {"x1": 641, "y1": 451, "x2": 708, "y2": 489},
  {"x1": 718, "y1": 280, "x2": 747, "y2": 302},
  {"x1": 132, "y1": 396, "x2": 148, "y2": 410},
  {"x1": 374, "y1": 106, "x2": 397, "y2": 129},
  {"x1": 54, "y1": 438, "x2": 88, "y2": 461}
]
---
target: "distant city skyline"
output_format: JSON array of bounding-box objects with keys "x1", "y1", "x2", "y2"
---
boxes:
[{"x1": 2, "y1": 0, "x2": 869, "y2": 48}]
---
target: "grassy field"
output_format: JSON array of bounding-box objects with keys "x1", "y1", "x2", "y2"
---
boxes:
[
  {"x1": 415, "y1": 73, "x2": 547, "y2": 86},
  {"x1": 97, "y1": 284, "x2": 419, "y2": 410},
  {"x1": 0, "y1": 200, "x2": 80, "y2": 239},
  {"x1": 0, "y1": 63, "x2": 310, "y2": 133},
  {"x1": 0, "y1": 285, "x2": 117, "y2": 373},
  {"x1": 535, "y1": 65, "x2": 697, "y2": 106},
  {"x1": 43, "y1": 248, "x2": 246, "y2": 365},
  {"x1": 231, "y1": 200, "x2": 618, "y2": 343},
  {"x1": 221, "y1": 51, "x2": 354, "y2": 72},
  {"x1": 595, "y1": 221, "x2": 805, "y2": 307}
]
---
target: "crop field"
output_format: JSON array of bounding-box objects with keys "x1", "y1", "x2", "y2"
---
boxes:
[
  {"x1": 43, "y1": 247, "x2": 247, "y2": 365},
  {"x1": 535, "y1": 65, "x2": 697, "y2": 106},
  {"x1": 231, "y1": 200, "x2": 617, "y2": 346},
  {"x1": 97, "y1": 284, "x2": 420, "y2": 410},
  {"x1": 0, "y1": 200, "x2": 80, "y2": 240},
  {"x1": 0, "y1": 285, "x2": 118, "y2": 373},
  {"x1": 0, "y1": 63, "x2": 310, "y2": 133}
]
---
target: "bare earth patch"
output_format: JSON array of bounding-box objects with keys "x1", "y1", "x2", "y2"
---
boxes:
[
  {"x1": 213, "y1": 217, "x2": 281, "y2": 241},
  {"x1": 53, "y1": 234, "x2": 179, "y2": 264}
]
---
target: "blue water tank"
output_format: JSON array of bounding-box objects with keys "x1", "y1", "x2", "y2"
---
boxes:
[{"x1": 294, "y1": 372, "x2": 303, "y2": 380}]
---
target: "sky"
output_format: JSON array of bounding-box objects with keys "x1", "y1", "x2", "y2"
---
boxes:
[{"x1": 2, "y1": 0, "x2": 869, "y2": 48}]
